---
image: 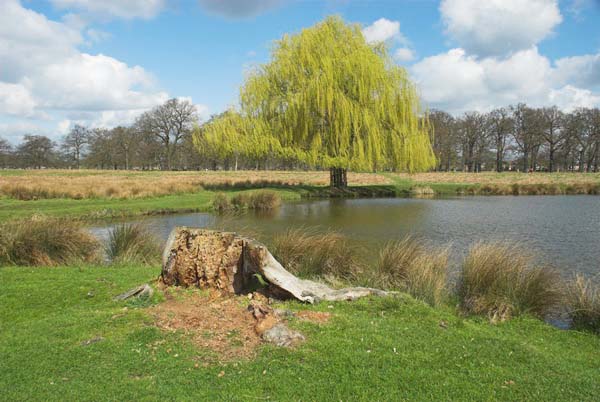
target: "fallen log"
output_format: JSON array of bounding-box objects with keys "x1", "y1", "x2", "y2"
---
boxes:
[{"x1": 161, "y1": 227, "x2": 396, "y2": 303}]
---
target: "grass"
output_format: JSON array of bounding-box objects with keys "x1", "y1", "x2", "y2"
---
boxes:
[
  {"x1": 218, "y1": 190, "x2": 282, "y2": 212},
  {"x1": 105, "y1": 224, "x2": 162, "y2": 265},
  {"x1": 270, "y1": 227, "x2": 364, "y2": 281},
  {"x1": 1, "y1": 265, "x2": 600, "y2": 400},
  {"x1": 456, "y1": 242, "x2": 564, "y2": 320},
  {"x1": 567, "y1": 275, "x2": 600, "y2": 333},
  {"x1": 369, "y1": 237, "x2": 448, "y2": 306},
  {"x1": 0, "y1": 216, "x2": 99, "y2": 266}
]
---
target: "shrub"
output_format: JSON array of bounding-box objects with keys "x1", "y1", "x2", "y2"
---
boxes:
[
  {"x1": 0, "y1": 216, "x2": 99, "y2": 266},
  {"x1": 409, "y1": 186, "x2": 435, "y2": 197},
  {"x1": 456, "y1": 242, "x2": 564, "y2": 320},
  {"x1": 271, "y1": 227, "x2": 363, "y2": 282},
  {"x1": 249, "y1": 191, "x2": 281, "y2": 210},
  {"x1": 566, "y1": 274, "x2": 600, "y2": 333},
  {"x1": 231, "y1": 193, "x2": 251, "y2": 209},
  {"x1": 370, "y1": 237, "x2": 448, "y2": 306},
  {"x1": 105, "y1": 223, "x2": 162, "y2": 265},
  {"x1": 212, "y1": 192, "x2": 232, "y2": 212}
]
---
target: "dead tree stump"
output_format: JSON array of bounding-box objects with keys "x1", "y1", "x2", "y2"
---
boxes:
[{"x1": 161, "y1": 228, "x2": 396, "y2": 303}]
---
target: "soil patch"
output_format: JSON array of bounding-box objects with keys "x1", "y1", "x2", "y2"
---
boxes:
[{"x1": 151, "y1": 290, "x2": 261, "y2": 362}]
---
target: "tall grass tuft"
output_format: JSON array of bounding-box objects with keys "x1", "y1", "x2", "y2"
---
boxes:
[
  {"x1": 369, "y1": 236, "x2": 449, "y2": 306},
  {"x1": 566, "y1": 274, "x2": 600, "y2": 333},
  {"x1": 212, "y1": 192, "x2": 232, "y2": 212},
  {"x1": 0, "y1": 216, "x2": 99, "y2": 266},
  {"x1": 105, "y1": 223, "x2": 161, "y2": 265},
  {"x1": 271, "y1": 227, "x2": 363, "y2": 282},
  {"x1": 456, "y1": 242, "x2": 564, "y2": 320},
  {"x1": 249, "y1": 191, "x2": 281, "y2": 210}
]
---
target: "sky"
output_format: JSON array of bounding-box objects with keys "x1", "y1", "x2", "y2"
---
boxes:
[{"x1": 1, "y1": 0, "x2": 600, "y2": 143}]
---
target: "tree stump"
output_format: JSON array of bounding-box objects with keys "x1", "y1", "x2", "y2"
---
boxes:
[{"x1": 161, "y1": 228, "x2": 396, "y2": 303}]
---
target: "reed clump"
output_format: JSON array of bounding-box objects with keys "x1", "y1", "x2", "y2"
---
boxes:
[
  {"x1": 105, "y1": 223, "x2": 162, "y2": 265},
  {"x1": 0, "y1": 216, "x2": 99, "y2": 266},
  {"x1": 212, "y1": 192, "x2": 232, "y2": 212},
  {"x1": 369, "y1": 236, "x2": 449, "y2": 306},
  {"x1": 456, "y1": 242, "x2": 564, "y2": 321},
  {"x1": 271, "y1": 227, "x2": 363, "y2": 281},
  {"x1": 228, "y1": 191, "x2": 281, "y2": 211},
  {"x1": 566, "y1": 274, "x2": 600, "y2": 333}
]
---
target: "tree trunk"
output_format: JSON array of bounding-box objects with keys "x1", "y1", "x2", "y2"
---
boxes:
[
  {"x1": 161, "y1": 228, "x2": 395, "y2": 303},
  {"x1": 329, "y1": 167, "x2": 348, "y2": 188}
]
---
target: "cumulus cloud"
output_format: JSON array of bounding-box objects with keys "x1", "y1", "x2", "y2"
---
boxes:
[
  {"x1": 362, "y1": 18, "x2": 406, "y2": 44},
  {"x1": 394, "y1": 48, "x2": 415, "y2": 63},
  {"x1": 50, "y1": 0, "x2": 166, "y2": 20},
  {"x1": 411, "y1": 47, "x2": 600, "y2": 114},
  {"x1": 553, "y1": 53, "x2": 600, "y2": 89},
  {"x1": 440, "y1": 0, "x2": 562, "y2": 57},
  {"x1": 0, "y1": 0, "x2": 202, "y2": 137},
  {"x1": 198, "y1": 0, "x2": 281, "y2": 18}
]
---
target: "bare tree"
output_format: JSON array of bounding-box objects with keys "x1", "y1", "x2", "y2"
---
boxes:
[
  {"x1": 540, "y1": 107, "x2": 565, "y2": 172},
  {"x1": 136, "y1": 98, "x2": 198, "y2": 170},
  {"x1": 429, "y1": 110, "x2": 458, "y2": 171},
  {"x1": 0, "y1": 138, "x2": 12, "y2": 168},
  {"x1": 488, "y1": 108, "x2": 513, "y2": 172},
  {"x1": 62, "y1": 125, "x2": 90, "y2": 169},
  {"x1": 17, "y1": 135, "x2": 55, "y2": 169},
  {"x1": 459, "y1": 112, "x2": 487, "y2": 172},
  {"x1": 511, "y1": 104, "x2": 543, "y2": 171}
]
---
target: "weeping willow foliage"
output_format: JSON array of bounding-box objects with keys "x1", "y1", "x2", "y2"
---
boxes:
[{"x1": 196, "y1": 16, "x2": 436, "y2": 172}]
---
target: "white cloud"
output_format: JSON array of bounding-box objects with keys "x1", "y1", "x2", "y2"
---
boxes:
[
  {"x1": 440, "y1": 0, "x2": 562, "y2": 57},
  {"x1": 411, "y1": 47, "x2": 600, "y2": 114},
  {"x1": 0, "y1": 0, "x2": 201, "y2": 134},
  {"x1": 394, "y1": 48, "x2": 415, "y2": 63},
  {"x1": 198, "y1": 0, "x2": 281, "y2": 18},
  {"x1": 362, "y1": 18, "x2": 406, "y2": 44},
  {"x1": 0, "y1": 82, "x2": 37, "y2": 117},
  {"x1": 50, "y1": 0, "x2": 166, "y2": 20},
  {"x1": 553, "y1": 53, "x2": 600, "y2": 89}
]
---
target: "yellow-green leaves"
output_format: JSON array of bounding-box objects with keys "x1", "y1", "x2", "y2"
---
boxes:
[{"x1": 196, "y1": 16, "x2": 436, "y2": 173}]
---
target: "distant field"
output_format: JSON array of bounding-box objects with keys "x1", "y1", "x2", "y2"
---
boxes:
[
  {"x1": 1, "y1": 170, "x2": 599, "y2": 222},
  {"x1": 1, "y1": 169, "x2": 599, "y2": 200},
  {"x1": 0, "y1": 169, "x2": 391, "y2": 200}
]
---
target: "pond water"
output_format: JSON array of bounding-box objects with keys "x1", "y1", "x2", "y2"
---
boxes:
[{"x1": 90, "y1": 196, "x2": 600, "y2": 277}]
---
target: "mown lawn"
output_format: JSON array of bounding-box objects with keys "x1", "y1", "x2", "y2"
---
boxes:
[{"x1": 1, "y1": 265, "x2": 599, "y2": 401}]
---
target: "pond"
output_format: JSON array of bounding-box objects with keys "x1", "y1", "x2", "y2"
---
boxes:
[{"x1": 90, "y1": 196, "x2": 600, "y2": 277}]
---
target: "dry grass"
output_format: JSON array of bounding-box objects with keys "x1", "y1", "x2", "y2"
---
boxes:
[
  {"x1": 215, "y1": 191, "x2": 281, "y2": 213},
  {"x1": 456, "y1": 242, "x2": 564, "y2": 320},
  {"x1": 0, "y1": 216, "x2": 99, "y2": 266},
  {"x1": 0, "y1": 170, "x2": 391, "y2": 200},
  {"x1": 105, "y1": 223, "x2": 162, "y2": 265},
  {"x1": 270, "y1": 227, "x2": 363, "y2": 282},
  {"x1": 394, "y1": 172, "x2": 600, "y2": 186},
  {"x1": 567, "y1": 275, "x2": 600, "y2": 333},
  {"x1": 369, "y1": 237, "x2": 449, "y2": 306}
]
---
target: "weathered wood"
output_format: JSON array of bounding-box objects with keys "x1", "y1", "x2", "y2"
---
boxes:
[{"x1": 161, "y1": 228, "x2": 396, "y2": 303}]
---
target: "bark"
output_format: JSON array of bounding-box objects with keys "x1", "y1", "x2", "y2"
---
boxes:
[
  {"x1": 161, "y1": 228, "x2": 395, "y2": 303},
  {"x1": 329, "y1": 167, "x2": 348, "y2": 188}
]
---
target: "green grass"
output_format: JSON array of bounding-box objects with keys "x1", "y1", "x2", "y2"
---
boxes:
[
  {"x1": 0, "y1": 188, "x2": 303, "y2": 223},
  {"x1": 1, "y1": 265, "x2": 599, "y2": 401}
]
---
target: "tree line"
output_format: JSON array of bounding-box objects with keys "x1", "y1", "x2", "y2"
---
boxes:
[
  {"x1": 430, "y1": 105, "x2": 600, "y2": 173},
  {"x1": 1, "y1": 100, "x2": 599, "y2": 173}
]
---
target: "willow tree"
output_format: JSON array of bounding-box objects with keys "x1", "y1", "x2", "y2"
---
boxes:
[
  {"x1": 193, "y1": 109, "x2": 279, "y2": 170},
  {"x1": 240, "y1": 16, "x2": 435, "y2": 187}
]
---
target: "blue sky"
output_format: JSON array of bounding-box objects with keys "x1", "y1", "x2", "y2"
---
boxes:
[{"x1": 1, "y1": 0, "x2": 599, "y2": 142}]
